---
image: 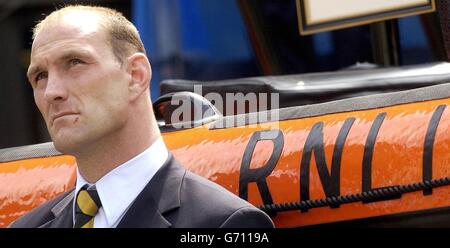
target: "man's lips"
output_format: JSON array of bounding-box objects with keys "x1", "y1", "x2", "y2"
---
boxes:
[{"x1": 51, "y1": 112, "x2": 79, "y2": 125}]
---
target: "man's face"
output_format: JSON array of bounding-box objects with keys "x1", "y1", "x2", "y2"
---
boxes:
[{"x1": 28, "y1": 17, "x2": 131, "y2": 154}]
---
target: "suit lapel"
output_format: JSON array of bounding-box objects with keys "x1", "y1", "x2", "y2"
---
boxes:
[
  {"x1": 46, "y1": 204, "x2": 73, "y2": 228},
  {"x1": 117, "y1": 154, "x2": 185, "y2": 228},
  {"x1": 115, "y1": 193, "x2": 171, "y2": 228},
  {"x1": 40, "y1": 190, "x2": 74, "y2": 228}
]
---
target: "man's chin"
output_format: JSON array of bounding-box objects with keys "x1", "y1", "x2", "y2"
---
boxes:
[
  {"x1": 50, "y1": 127, "x2": 81, "y2": 152},
  {"x1": 51, "y1": 132, "x2": 83, "y2": 155},
  {"x1": 52, "y1": 140, "x2": 78, "y2": 154}
]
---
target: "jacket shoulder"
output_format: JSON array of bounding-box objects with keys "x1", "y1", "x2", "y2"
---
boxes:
[{"x1": 177, "y1": 170, "x2": 274, "y2": 228}]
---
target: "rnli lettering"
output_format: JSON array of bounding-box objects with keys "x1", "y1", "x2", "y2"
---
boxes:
[
  {"x1": 423, "y1": 105, "x2": 447, "y2": 195},
  {"x1": 239, "y1": 129, "x2": 284, "y2": 206},
  {"x1": 362, "y1": 112, "x2": 386, "y2": 193},
  {"x1": 300, "y1": 118, "x2": 355, "y2": 209},
  {"x1": 240, "y1": 104, "x2": 447, "y2": 208}
]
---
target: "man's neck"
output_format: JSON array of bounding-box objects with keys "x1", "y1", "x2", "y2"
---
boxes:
[{"x1": 75, "y1": 130, "x2": 160, "y2": 183}]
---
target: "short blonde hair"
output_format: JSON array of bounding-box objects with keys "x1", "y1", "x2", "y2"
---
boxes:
[{"x1": 33, "y1": 5, "x2": 146, "y2": 63}]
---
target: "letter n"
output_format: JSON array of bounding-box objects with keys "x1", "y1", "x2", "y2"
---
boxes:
[{"x1": 300, "y1": 118, "x2": 355, "y2": 208}]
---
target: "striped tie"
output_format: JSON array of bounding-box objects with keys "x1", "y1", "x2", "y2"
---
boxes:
[{"x1": 74, "y1": 185, "x2": 102, "y2": 228}]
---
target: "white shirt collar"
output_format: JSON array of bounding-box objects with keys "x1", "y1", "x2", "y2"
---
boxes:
[{"x1": 73, "y1": 137, "x2": 168, "y2": 227}]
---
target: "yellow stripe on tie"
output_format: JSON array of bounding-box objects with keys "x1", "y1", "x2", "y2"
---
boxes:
[
  {"x1": 77, "y1": 190, "x2": 98, "y2": 216},
  {"x1": 81, "y1": 218, "x2": 94, "y2": 228}
]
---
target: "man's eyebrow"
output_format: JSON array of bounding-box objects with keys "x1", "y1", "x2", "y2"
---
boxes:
[{"x1": 58, "y1": 50, "x2": 92, "y2": 61}]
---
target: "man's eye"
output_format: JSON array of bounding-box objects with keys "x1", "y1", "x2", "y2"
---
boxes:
[
  {"x1": 35, "y1": 72, "x2": 48, "y2": 83},
  {"x1": 69, "y1": 58, "x2": 84, "y2": 66}
]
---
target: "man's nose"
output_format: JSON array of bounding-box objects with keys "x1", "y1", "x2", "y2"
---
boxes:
[{"x1": 44, "y1": 72, "x2": 68, "y2": 103}]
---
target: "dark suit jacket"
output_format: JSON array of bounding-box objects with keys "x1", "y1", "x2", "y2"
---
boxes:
[{"x1": 10, "y1": 154, "x2": 274, "y2": 228}]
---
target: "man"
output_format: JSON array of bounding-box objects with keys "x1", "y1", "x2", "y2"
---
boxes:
[{"x1": 11, "y1": 5, "x2": 274, "y2": 228}]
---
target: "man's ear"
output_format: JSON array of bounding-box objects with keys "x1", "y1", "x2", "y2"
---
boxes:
[{"x1": 126, "y1": 53, "x2": 152, "y2": 101}]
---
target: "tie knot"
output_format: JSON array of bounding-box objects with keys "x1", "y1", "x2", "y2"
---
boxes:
[{"x1": 74, "y1": 185, "x2": 102, "y2": 228}]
